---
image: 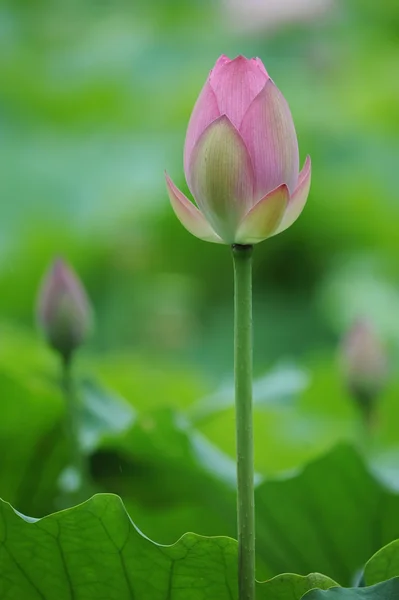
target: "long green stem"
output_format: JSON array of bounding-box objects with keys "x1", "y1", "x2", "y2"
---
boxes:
[
  {"x1": 232, "y1": 243, "x2": 255, "y2": 600},
  {"x1": 354, "y1": 390, "x2": 375, "y2": 456},
  {"x1": 60, "y1": 353, "x2": 87, "y2": 494}
]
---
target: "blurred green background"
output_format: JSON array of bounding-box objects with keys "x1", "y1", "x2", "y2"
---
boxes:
[{"x1": 1, "y1": 0, "x2": 399, "y2": 554}]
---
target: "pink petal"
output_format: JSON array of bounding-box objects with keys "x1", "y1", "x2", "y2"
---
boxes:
[
  {"x1": 235, "y1": 184, "x2": 289, "y2": 244},
  {"x1": 240, "y1": 79, "x2": 299, "y2": 200},
  {"x1": 165, "y1": 173, "x2": 223, "y2": 244},
  {"x1": 209, "y1": 55, "x2": 269, "y2": 129},
  {"x1": 253, "y1": 57, "x2": 268, "y2": 76},
  {"x1": 212, "y1": 55, "x2": 268, "y2": 78},
  {"x1": 211, "y1": 55, "x2": 231, "y2": 77},
  {"x1": 38, "y1": 258, "x2": 90, "y2": 326},
  {"x1": 188, "y1": 115, "x2": 255, "y2": 243},
  {"x1": 184, "y1": 81, "x2": 220, "y2": 181},
  {"x1": 274, "y1": 156, "x2": 311, "y2": 234}
]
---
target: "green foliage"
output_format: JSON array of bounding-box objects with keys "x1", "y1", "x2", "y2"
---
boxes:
[
  {"x1": 101, "y1": 413, "x2": 399, "y2": 585},
  {"x1": 253, "y1": 445, "x2": 399, "y2": 584},
  {"x1": 365, "y1": 540, "x2": 399, "y2": 586},
  {"x1": 0, "y1": 494, "x2": 238, "y2": 600},
  {"x1": 2, "y1": 324, "x2": 399, "y2": 588},
  {"x1": 0, "y1": 493, "x2": 337, "y2": 600},
  {"x1": 1, "y1": 0, "x2": 399, "y2": 596},
  {"x1": 1, "y1": 0, "x2": 399, "y2": 369},
  {"x1": 303, "y1": 579, "x2": 399, "y2": 599},
  {"x1": 1, "y1": 493, "x2": 399, "y2": 599},
  {"x1": 261, "y1": 573, "x2": 337, "y2": 600}
]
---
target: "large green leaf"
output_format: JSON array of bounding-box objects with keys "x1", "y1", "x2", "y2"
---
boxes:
[
  {"x1": 0, "y1": 359, "x2": 65, "y2": 515},
  {"x1": 364, "y1": 539, "x2": 399, "y2": 585},
  {"x1": 0, "y1": 493, "x2": 337, "y2": 600},
  {"x1": 302, "y1": 578, "x2": 399, "y2": 599},
  {"x1": 260, "y1": 573, "x2": 337, "y2": 600},
  {"x1": 188, "y1": 363, "x2": 309, "y2": 424},
  {"x1": 3, "y1": 327, "x2": 399, "y2": 587},
  {"x1": 93, "y1": 408, "x2": 237, "y2": 542},
  {"x1": 0, "y1": 494, "x2": 237, "y2": 600},
  {"x1": 102, "y1": 420, "x2": 399, "y2": 586},
  {"x1": 254, "y1": 445, "x2": 399, "y2": 584}
]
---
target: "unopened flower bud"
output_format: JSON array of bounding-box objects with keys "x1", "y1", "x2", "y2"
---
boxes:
[
  {"x1": 165, "y1": 54, "x2": 311, "y2": 245},
  {"x1": 37, "y1": 258, "x2": 92, "y2": 359},
  {"x1": 340, "y1": 320, "x2": 388, "y2": 418}
]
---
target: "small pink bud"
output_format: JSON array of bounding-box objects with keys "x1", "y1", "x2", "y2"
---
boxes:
[
  {"x1": 165, "y1": 54, "x2": 311, "y2": 245},
  {"x1": 37, "y1": 258, "x2": 92, "y2": 359},
  {"x1": 340, "y1": 319, "x2": 388, "y2": 415}
]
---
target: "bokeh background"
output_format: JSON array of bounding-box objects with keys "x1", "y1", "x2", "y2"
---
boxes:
[{"x1": 1, "y1": 0, "x2": 399, "y2": 555}]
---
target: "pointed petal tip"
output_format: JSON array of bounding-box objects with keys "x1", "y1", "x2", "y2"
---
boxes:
[
  {"x1": 231, "y1": 54, "x2": 248, "y2": 63},
  {"x1": 274, "y1": 156, "x2": 312, "y2": 235},
  {"x1": 216, "y1": 54, "x2": 231, "y2": 63},
  {"x1": 214, "y1": 54, "x2": 247, "y2": 68},
  {"x1": 253, "y1": 57, "x2": 268, "y2": 76},
  {"x1": 165, "y1": 174, "x2": 224, "y2": 244},
  {"x1": 213, "y1": 54, "x2": 268, "y2": 73},
  {"x1": 299, "y1": 155, "x2": 311, "y2": 181},
  {"x1": 235, "y1": 184, "x2": 289, "y2": 245},
  {"x1": 227, "y1": 55, "x2": 269, "y2": 77},
  {"x1": 209, "y1": 55, "x2": 269, "y2": 128},
  {"x1": 211, "y1": 55, "x2": 231, "y2": 77},
  {"x1": 52, "y1": 256, "x2": 66, "y2": 272}
]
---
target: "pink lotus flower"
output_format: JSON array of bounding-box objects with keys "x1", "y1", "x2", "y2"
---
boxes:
[{"x1": 165, "y1": 54, "x2": 311, "y2": 245}]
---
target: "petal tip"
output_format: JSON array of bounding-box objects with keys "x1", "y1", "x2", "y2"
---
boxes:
[
  {"x1": 165, "y1": 174, "x2": 224, "y2": 245},
  {"x1": 274, "y1": 156, "x2": 312, "y2": 235},
  {"x1": 303, "y1": 155, "x2": 311, "y2": 172},
  {"x1": 253, "y1": 57, "x2": 268, "y2": 76}
]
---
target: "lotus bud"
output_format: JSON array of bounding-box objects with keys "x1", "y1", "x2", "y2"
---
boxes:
[
  {"x1": 340, "y1": 319, "x2": 388, "y2": 422},
  {"x1": 165, "y1": 54, "x2": 311, "y2": 245},
  {"x1": 37, "y1": 258, "x2": 92, "y2": 360}
]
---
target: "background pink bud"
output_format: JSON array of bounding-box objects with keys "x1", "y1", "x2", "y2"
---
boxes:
[
  {"x1": 166, "y1": 54, "x2": 311, "y2": 245},
  {"x1": 340, "y1": 319, "x2": 388, "y2": 405},
  {"x1": 37, "y1": 258, "x2": 92, "y2": 359}
]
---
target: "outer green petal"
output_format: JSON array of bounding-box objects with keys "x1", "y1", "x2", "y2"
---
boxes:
[
  {"x1": 188, "y1": 115, "x2": 255, "y2": 244},
  {"x1": 235, "y1": 184, "x2": 289, "y2": 244},
  {"x1": 274, "y1": 156, "x2": 311, "y2": 234},
  {"x1": 165, "y1": 173, "x2": 224, "y2": 244}
]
